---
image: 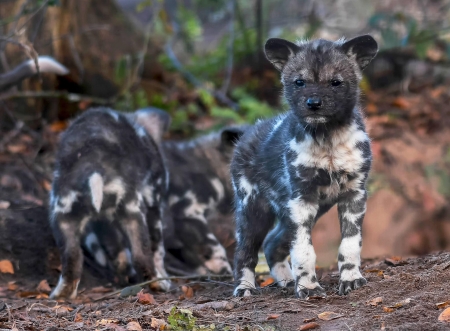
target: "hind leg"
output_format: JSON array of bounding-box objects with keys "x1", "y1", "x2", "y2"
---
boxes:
[
  {"x1": 116, "y1": 199, "x2": 156, "y2": 284},
  {"x1": 49, "y1": 213, "x2": 84, "y2": 299},
  {"x1": 147, "y1": 206, "x2": 170, "y2": 291},
  {"x1": 233, "y1": 192, "x2": 275, "y2": 297},
  {"x1": 263, "y1": 222, "x2": 294, "y2": 287}
]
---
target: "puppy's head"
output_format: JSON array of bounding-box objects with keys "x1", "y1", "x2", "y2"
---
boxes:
[{"x1": 265, "y1": 35, "x2": 377, "y2": 127}]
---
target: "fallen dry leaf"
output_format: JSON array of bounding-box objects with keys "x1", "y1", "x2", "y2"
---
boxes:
[
  {"x1": 385, "y1": 256, "x2": 407, "y2": 266},
  {"x1": 303, "y1": 318, "x2": 316, "y2": 323},
  {"x1": 151, "y1": 318, "x2": 167, "y2": 329},
  {"x1": 0, "y1": 260, "x2": 14, "y2": 274},
  {"x1": 74, "y1": 313, "x2": 83, "y2": 322},
  {"x1": 436, "y1": 301, "x2": 450, "y2": 309},
  {"x1": 37, "y1": 280, "x2": 51, "y2": 293},
  {"x1": 8, "y1": 282, "x2": 18, "y2": 291},
  {"x1": 91, "y1": 286, "x2": 113, "y2": 293},
  {"x1": 367, "y1": 297, "x2": 383, "y2": 306},
  {"x1": 260, "y1": 277, "x2": 275, "y2": 287},
  {"x1": 182, "y1": 285, "x2": 194, "y2": 298},
  {"x1": 317, "y1": 311, "x2": 344, "y2": 321},
  {"x1": 391, "y1": 97, "x2": 411, "y2": 109},
  {"x1": 383, "y1": 298, "x2": 412, "y2": 313},
  {"x1": 36, "y1": 293, "x2": 49, "y2": 299},
  {"x1": 126, "y1": 321, "x2": 142, "y2": 331},
  {"x1": 364, "y1": 269, "x2": 384, "y2": 277},
  {"x1": 383, "y1": 307, "x2": 395, "y2": 313},
  {"x1": 299, "y1": 322, "x2": 320, "y2": 330},
  {"x1": 267, "y1": 314, "x2": 281, "y2": 320},
  {"x1": 439, "y1": 307, "x2": 450, "y2": 323},
  {"x1": 137, "y1": 290, "x2": 156, "y2": 305},
  {"x1": 381, "y1": 321, "x2": 386, "y2": 330},
  {"x1": 96, "y1": 319, "x2": 119, "y2": 326}
]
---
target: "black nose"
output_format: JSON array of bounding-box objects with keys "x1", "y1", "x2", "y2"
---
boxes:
[{"x1": 306, "y1": 97, "x2": 322, "y2": 110}]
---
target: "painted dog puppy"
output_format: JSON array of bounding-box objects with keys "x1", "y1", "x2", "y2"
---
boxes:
[
  {"x1": 163, "y1": 125, "x2": 248, "y2": 275},
  {"x1": 231, "y1": 35, "x2": 377, "y2": 298},
  {"x1": 49, "y1": 107, "x2": 171, "y2": 299},
  {"x1": 85, "y1": 124, "x2": 248, "y2": 276}
]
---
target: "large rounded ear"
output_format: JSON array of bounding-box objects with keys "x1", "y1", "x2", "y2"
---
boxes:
[
  {"x1": 264, "y1": 38, "x2": 301, "y2": 72},
  {"x1": 341, "y1": 35, "x2": 378, "y2": 70},
  {"x1": 220, "y1": 126, "x2": 247, "y2": 148},
  {"x1": 133, "y1": 107, "x2": 171, "y2": 144}
]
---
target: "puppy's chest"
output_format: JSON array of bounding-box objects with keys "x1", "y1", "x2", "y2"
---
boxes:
[{"x1": 287, "y1": 129, "x2": 369, "y2": 198}]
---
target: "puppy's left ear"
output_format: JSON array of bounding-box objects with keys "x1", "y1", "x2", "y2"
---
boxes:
[
  {"x1": 133, "y1": 107, "x2": 171, "y2": 144},
  {"x1": 341, "y1": 35, "x2": 378, "y2": 70},
  {"x1": 220, "y1": 126, "x2": 246, "y2": 148}
]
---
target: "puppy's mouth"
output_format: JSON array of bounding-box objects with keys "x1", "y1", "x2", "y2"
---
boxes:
[{"x1": 304, "y1": 115, "x2": 328, "y2": 124}]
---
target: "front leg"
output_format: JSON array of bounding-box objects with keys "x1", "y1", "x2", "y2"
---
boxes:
[
  {"x1": 337, "y1": 189, "x2": 368, "y2": 295},
  {"x1": 287, "y1": 199, "x2": 325, "y2": 299}
]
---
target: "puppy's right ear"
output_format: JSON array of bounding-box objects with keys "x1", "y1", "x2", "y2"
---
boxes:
[{"x1": 264, "y1": 38, "x2": 301, "y2": 72}]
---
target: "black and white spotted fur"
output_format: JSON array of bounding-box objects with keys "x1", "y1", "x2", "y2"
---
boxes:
[
  {"x1": 163, "y1": 126, "x2": 247, "y2": 275},
  {"x1": 49, "y1": 107, "x2": 171, "y2": 299},
  {"x1": 231, "y1": 35, "x2": 377, "y2": 298}
]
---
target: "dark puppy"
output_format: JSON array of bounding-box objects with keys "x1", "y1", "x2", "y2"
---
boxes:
[
  {"x1": 231, "y1": 35, "x2": 377, "y2": 298},
  {"x1": 49, "y1": 107, "x2": 171, "y2": 299},
  {"x1": 163, "y1": 126, "x2": 247, "y2": 274}
]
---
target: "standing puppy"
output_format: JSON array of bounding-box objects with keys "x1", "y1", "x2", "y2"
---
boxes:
[
  {"x1": 231, "y1": 35, "x2": 377, "y2": 298},
  {"x1": 49, "y1": 107, "x2": 171, "y2": 299}
]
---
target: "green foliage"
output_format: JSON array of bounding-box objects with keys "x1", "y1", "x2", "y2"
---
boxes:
[{"x1": 167, "y1": 307, "x2": 216, "y2": 331}]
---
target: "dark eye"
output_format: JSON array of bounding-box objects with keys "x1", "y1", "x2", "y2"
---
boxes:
[
  {"x1": 295, "y1": 79, "x2": 305, "y2": 87},
  {"x1": 331, "y1": 79, "x2": 342, "y2": 87}
]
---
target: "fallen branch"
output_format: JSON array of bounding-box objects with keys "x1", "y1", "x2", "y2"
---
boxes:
[
  {"x1": 0, "y1": 90, "x2": 113, "y2": 105},
  {"x1": 94, "y1": 271, "x2": 270, "y2": 302}
]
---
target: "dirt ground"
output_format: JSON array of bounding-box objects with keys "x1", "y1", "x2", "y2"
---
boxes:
[{"x1": 0, "y1": 252, "x2": 449, "y2": 331}]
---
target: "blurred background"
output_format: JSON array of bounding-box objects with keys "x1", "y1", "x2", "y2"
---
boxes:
[{"x1": 1, "y1": 0, "x2": 450, "y2": 271}]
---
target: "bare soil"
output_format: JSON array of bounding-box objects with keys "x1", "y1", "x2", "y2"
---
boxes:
[{"x1": 0, "y1": 252, "x2": 449, "y2": 330}]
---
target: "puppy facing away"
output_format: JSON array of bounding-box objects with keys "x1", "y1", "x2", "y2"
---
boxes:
[
  {"x1": 84, "y1": 124, "x2": 248, "y2": 277},
  {"x1": 49, "y1": 107, "x2": 171, "y2": 299},
  {"x1": 231, "y1": 35, "x2": 377, "y2": 298},
  {"x1": 163, "y1": 125, "x2": 248, "y2": 275}
]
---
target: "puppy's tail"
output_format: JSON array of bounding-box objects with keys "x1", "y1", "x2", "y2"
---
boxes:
[{"x1": 88, "y1": 172, "x2": 104, "y2": 213}]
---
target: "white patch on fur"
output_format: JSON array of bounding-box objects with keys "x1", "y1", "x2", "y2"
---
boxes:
[
  {"x1": 53, "y1": 191, "x2": 79, "y2": 214},
  {"x1": 271, "y1": 260, "x2": 294, "y2": 286},
  {"x1": 153, "y1": 242, "x2": 170, "y2": 291},
  {"x1": 289, "y1": 123, "x2": 368, "y2": 174},
  {"x1": 142, "y1": 185, "x2": 154, "y2": 206},
  {"x1": 85, "y1": 232, "x2": 107, "y2": 267},
  {"x1": 287, "y1": 199, "x2": 318, "y2": 224},
  {"x1": 137, "y1": 126, "x2": 147, "y2": 138},
  {"x1": 104, "y1": 178, "x2": 126, "y2": 205},
  {"x1": 210, "y1": 178, "x2": 225, "y2": 201},
  {"x1": 49, "y1": 276, "x2": 80, "y2": 299},
  {"x1": 181, "y1": 191, "x2": 210, "y2": 222},
  {"x1": 338, "y1": 235, "x2": 362, "y2": 283},
  {"x1": 89, "y1": 173, "x2": 104, "y2": 213},
  {"x1": 204, "y1": 241, "x2": 232, "y2": 274},
  {"x1": 126, "y1": 199, "x2": 142, "y2": 214},
  {"x1": 342, "y1": 208, "x2": 366, "y2": 224},
  {"x1": 290, "y1": 225, "x2": 320, "y2": 291},
  {"x1": 238, "y1": 176, "x2": 257, "y2": 206},
  {"x1": 233, "y1": 267, "x2": 256, "y2": 296}
]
